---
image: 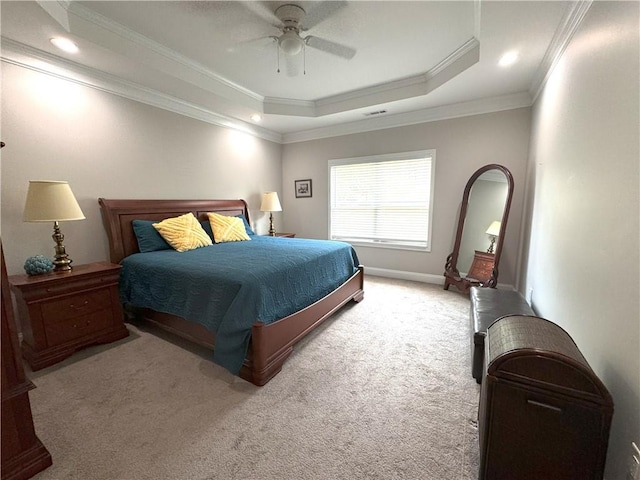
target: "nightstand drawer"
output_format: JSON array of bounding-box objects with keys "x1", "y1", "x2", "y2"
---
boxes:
[
  {"x1": 44, "y1": 309, "x2": 113, "y2": 345},
  {"x1": 40, "y1": 289, "x2": 111, "y2": 323}
]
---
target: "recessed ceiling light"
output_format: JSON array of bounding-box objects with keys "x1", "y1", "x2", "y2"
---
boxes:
[
  {"x1": 50, "y1": 37, "x2": 79, "y2": 54},
  {"x1": 498, "y1": 51, "x2": 519, "y2": 67},
  {"x1": 250, "y1": 114, "x2": 262, "y2": 122}
]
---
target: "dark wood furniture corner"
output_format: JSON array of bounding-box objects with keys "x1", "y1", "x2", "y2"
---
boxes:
[
  {"x1": 467, "y1": 251, "x2": 495, "y2": 284},
  {"x1": 272, "y1": 232, "x2": 296, "y2": 238},
  {"x1": 1, "y1": 243, "x2": 52, "y2": 480},
  {"x1": 9, "y1": 262, "x2": 129, "y2": 371}
]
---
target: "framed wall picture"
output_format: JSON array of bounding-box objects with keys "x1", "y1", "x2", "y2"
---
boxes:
[{"x1": 295, "y1": 179, "x2": 312, "y2": 198}]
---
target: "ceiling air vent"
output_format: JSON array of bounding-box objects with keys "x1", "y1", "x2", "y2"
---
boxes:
[{"x1": 363, "y1": 109, "x2": 387, "y2": 117}]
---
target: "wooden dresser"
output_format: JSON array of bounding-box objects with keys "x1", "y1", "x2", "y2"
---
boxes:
[
  {"x1": 9, "y1": 262, "x2": 129, "y2": 371},
  {"x1": 1, "y1": 244, "x2": 52, "y2": 480},
  {"x1": 467, "y1": 250, "x2": 495, "y2": 284},
  {"x1": 479, "y1": 315, "x2": 613, "y2": 480}
]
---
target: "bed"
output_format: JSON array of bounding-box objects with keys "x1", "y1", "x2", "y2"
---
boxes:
[{"x1": 98, "y1": 198, "x2": 364, "y2": 386}]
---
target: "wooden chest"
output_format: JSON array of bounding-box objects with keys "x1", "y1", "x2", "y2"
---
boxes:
[{"x1": 478, "y1": 315, "x2": 613, "y2": 480}]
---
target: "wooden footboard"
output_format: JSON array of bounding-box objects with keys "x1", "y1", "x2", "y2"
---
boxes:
[
  {"x1": 130, "y1": 266, "x2": 364, "y2": 385},
  {"x1": 242, "y1": 265, "x2": 364, "y2": 385},
  {"x1": 99, "y1": 198, "x2": 365, "y2": 386}
]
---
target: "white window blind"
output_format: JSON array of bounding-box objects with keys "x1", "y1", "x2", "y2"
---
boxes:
[{"x1": 329, "y1": 150, "x2": 435, "y2": 250}]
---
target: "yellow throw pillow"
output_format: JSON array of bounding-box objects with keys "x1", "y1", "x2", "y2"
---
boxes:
[
  {"x1": 207, "y1": 212, "x2": 251, "y2": 243},
  {"x1": 152, "y1": 213, "x2": 213, "y2": 252}
]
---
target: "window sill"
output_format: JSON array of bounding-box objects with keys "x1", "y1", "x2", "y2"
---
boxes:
[{"x1": 337, "y1": 240, "x2": 430, "y2": 253}]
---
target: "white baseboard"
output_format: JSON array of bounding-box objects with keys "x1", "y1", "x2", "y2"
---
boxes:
[
  {"x1": 364, "y1": 267, "x2": 445, "y2": 285},
  {"x1": 364, "y1": 267, "x2": 515, "y2": 290}
]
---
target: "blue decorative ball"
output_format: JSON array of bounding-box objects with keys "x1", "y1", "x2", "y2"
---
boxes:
[{"x1": 24, "y1": 255, "x2": 54, "y2": 276}]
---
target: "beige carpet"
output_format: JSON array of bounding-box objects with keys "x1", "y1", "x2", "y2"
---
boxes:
[{"x1": 28, "y1": 275, "x2": 480, "y2": 480}]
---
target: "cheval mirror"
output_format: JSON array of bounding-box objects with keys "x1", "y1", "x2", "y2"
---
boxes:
[{"x1": 444, "y1": 164, "x2": 514, "y2": 293}]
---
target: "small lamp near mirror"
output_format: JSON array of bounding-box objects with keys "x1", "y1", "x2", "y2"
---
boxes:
[
  {"x1": 485, "y1": 221, "x2": 501, "y2": 254},
  {"x1": 260, "y1": 192, "x2": 282, "y2": 236},
  {"x1": 23, "y1": 180, "x2": 85, "y2": 272}
]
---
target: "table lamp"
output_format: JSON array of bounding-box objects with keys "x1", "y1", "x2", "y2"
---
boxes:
[
  {"x1": 260, "y1": 192, "x2": 282, "y2": 236},
  {"x1": 485, "y1": 221, "x2": 501, "y2": 254},
  {"x1": 23, "y1": 180, "x2": 86, "y2": 272}
]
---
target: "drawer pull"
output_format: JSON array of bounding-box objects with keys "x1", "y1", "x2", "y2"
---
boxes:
[
  {"x1": 70, "y1": 300, "x2": 90, "y2": 309},
  {"x1": 527, "y1": 399, "x2": 562, "y2": 413}
]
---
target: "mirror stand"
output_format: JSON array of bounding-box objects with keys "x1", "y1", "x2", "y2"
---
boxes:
[{"x1": 444, "y1": 254, "x2": 483, "y2": 292}]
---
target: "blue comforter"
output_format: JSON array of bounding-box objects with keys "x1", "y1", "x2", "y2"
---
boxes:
[{"x1": 119, "y1": 236, "x2": 359, "y2": 374}]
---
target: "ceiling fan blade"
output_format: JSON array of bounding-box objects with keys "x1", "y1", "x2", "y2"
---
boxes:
[
  {"x1": 227, "y1": 35, "x2": 277, "y2": 54},
  {"x1": 302, "y1": 1, "x2": 348, "y2": 30},
  {"x1": 240, "y1": 1, "x2": 281, "y2": 28},
  {"x1": 305, "y1": 36, "x2": 356, "y2": 60}
]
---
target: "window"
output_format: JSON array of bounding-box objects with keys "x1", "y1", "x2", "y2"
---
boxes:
[{"x1": 329, "y1": 150, "x2": 435, "y2": 251}]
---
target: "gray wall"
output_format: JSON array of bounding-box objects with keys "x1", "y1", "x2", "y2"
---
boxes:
[
  {"x1": 520, "y1": 2, "x2": 639, "y2": 478},
  {"x1": 282, "y1": 108, "x2": 531, "y2": 287},
  {"x1": 1, "y1": 63, "x2": 283, "y2": 275}
]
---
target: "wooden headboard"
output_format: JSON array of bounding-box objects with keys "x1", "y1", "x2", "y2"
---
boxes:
[{"x1": 98, "y1": 198, "x2": 250, "y2": 264}]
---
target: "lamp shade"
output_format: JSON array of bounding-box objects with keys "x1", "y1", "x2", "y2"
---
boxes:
[
  {"x1": 23, "y1": 181, "x2": 85, "y2": 222},
  {"x1": 486, "y1": 221, "x2": 501, "y2": 237},
  {"x1": 260, "y1": 192, "x2": 282, "y2": 212}
]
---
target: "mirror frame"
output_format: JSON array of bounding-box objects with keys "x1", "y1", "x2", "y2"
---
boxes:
[{"x1": 444, "y1": 164, "x2": 514, "y2": 293}]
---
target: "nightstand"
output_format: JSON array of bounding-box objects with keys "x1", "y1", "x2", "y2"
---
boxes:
[
  {"x1": 272, "y1": 233, "x2": 296, "y2": 238},
  {"x1": 467, "y1": 250, "x2": 495, "y2": 283},
  {"x1": 9, "y1": 262, "x2": 129, "y2": 370}
]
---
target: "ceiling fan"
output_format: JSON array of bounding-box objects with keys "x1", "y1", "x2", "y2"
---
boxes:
[{"x1": 241, "y1": 2, "x2": 357, "y2": 76}]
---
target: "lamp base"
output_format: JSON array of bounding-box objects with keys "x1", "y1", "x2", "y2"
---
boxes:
[
  {"x1": 53, "y1": 257, "x2": 72, "y2": 272},
  {"x1": 268, "y1": 212, "x2": 276, "y2": 236},
  {"x1": 52, "y1": 221, "x2": 73, "y2": 272},
  {"x1": 487, "y1": 236, "x2": 496, "y2": 254}
]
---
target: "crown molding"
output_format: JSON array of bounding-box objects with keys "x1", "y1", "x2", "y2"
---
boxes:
[
  {"x1": 1, "y1": 38, "x2": 282, "y2": 144},
  {"x1": 46, "y1": 1, "x2": 265, "y2": 107},
  {"x1": 262, "y1": 97, "x2": 316, "y2": 116},
  {"x1": 37, "y1": 2, "x2": 482, "y2": 121},
  {"x1": 474, "y1": 0, "x2": 482, "y2": 39},
  {"x1": 36, "y1": 0, "x2": 73, "y2": 31},
  {"x1": 529, "y1": 0, "x2": 593, "y2": 101},
  {"x1": 4, "y1": 0, "x2": 533, "y2": 146},
  {"x1": 1, "y1": 37, "x2": 530, "y2": 147},
  {"x1": 281, "y1": 92, "x2": 532, "y2": 144},
  {"x1": 264, "y1": 37, "x2": 480, "y2": 117}
]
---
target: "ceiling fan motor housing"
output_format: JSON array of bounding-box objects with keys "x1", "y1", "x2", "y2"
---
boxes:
[
  {"x1": 275, "y1": 4, "x2": 306, "y2": 27},
  {"x1": 275, "y1": 4, "x2": 306, "y2": 55}
]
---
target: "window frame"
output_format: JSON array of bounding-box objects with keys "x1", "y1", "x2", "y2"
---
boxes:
[{"x1": 328, "y1": 149, "x2": 436, "y2": 252}]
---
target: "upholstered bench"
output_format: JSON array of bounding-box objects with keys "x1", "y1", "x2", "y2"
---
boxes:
[{"x1": 470, "y1": 287, "x2": 534, "y2": 383}]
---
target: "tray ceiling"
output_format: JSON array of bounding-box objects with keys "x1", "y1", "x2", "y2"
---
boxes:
[{"x1": 1, "y1": 1, "x2": 587, "y2": 143}]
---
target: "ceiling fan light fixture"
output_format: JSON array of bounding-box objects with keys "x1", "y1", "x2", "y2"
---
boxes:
[{"x1": 279, "y1": 31, "x2": 303, "y2": 56}]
